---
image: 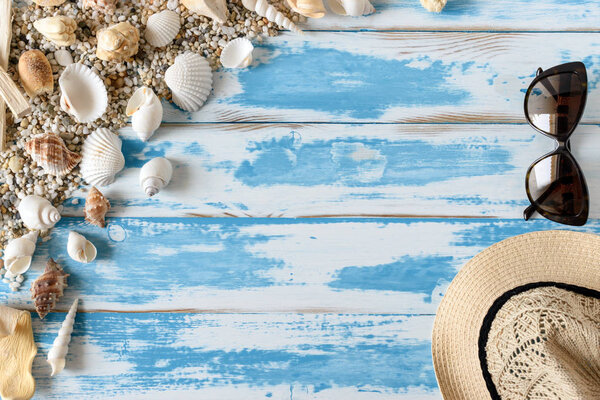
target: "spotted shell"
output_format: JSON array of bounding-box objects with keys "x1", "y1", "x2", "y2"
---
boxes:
[
  {"x1": 25, "y1": 134, "x2": 82, "y2": 177},
  {"x1": 31, "y1": 258, "x2": 69, "y2": 319}
]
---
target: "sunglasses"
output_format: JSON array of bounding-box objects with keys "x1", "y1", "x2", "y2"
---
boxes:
[{"x1": 523, "y1": 62, "x2": 589, "y2": 226}]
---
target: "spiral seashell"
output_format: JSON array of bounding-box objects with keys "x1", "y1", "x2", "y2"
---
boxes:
[
  {"x1": 286, "y1": 0, "x2": 326, "y2": 18},
  {"x1": 181, "y1": 0, "x2": 229, "y2": 24},
  {"x1": 17, "y1": 195, "x2": 61, "y2": 231},
  {"x1": 67, "y1": 232, "x2": 97, "y2": 263},
  {"x1": 126, "y1": 87, "x2": 163, "y2": 142},
  {"x1": 31, "y1": 258, "x2": 69, "y2": 319},
  {"x1": 84, "y1": 187, "x2": 110, "y2": 228},
  {"x1": 327, "y1": 0, "x2": 375, "y2": 16},
  {"x1": 33, "y1": 16, "x2": 77, "y2": 46},
  {"x1": 3, "y1": 231, "x2": 38, "y2": 276},
  {"x1": 140, "y1": 157, "x2": 173, "y2": 197},
  {"x1": 80, "y1": 128, "x2": 125, "y2": 187},
  {"x1": 48, "y1": 298, "x2": 78, "y2": 376},
  {"x1": 96, "y1": 22, "x2": 139, "y2": 62},
  {"x1": 220, "y1": 38, "x2": 254, "y2": 69},
  {"x1": 59, "y1": 63, "x2": 108, "y2": 123},
  {"x1": 242, "y1": 0, "x2": 303, "y2": 33},
  {"x1": 18, "y1": 50, "x2": 53, "y2": 98},
  {"x1": 145, "y1": 10, "x2": 181, "y2": 47},
  {"x1": 165, "y1": 52, "x2": 213, "y2": 112},
  {"x1": 82, "y1": 0, "x2": 118, "y2": 14},
  {"x1": 420, "y1": 0, "x2": 446, "y2": 12},
  {"x1": 25, "y1": 134, "x2": 82, "y2": 177}
]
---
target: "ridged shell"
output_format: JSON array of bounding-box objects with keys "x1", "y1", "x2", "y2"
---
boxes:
[
  {"x1": 80, "y1": 128, "x2": 125, "y2": 187},
  {"x1": 327, "y1": 0, "x2": 375, "y2": 16},
  {"x1": 48, "y1": 298, "x2": 78, "y2": 376},
  {"x1": 126, "y1": 86, "x2": 163, "y2": 142},
  {"x1": 33, "y1": 16, "x2": 77, "y2": 46},
  {"x1": 286, "y1": 0, "x2": 326, "y2": 18},
  {"x1": 96, "y1": 22, "x2": 139, "y2": 62},
  {"x1": 17, "y1": 195, "x2": 61, "y2": 231},
  {"x1": 30, "y1": 258, "x2": 69, "y2": 319},
  {"x1": 165, "y1": 52, "x2": 213, "y2": 112},
  {"x1": 3, "y1": 231, "x2": 38, "y2": 275},
  {"x1": 242, "y1": 0, "x2": 302, "y2": 33},
  {"x1": 82, "y1": 0, "x2": 117, "y2": 14},
  {"x1": 220, "y1": 38, "x2": 254, "y2": 69},
  {"x1": 420, "y1": 0, "x2": 446, "y2": 12},
  {"x1": 145, "y1": 10, "x2": 181, "y2": 48},
  {"x1": 181, "y1": 0, "x2": 229, "y2": 24},
  {"x1": 67, "y1": 231, "x2": 97, "y2": 263},
  {"x1": 84, "y1": 187, "x2": 110, "y2": 228},
  {"x1": 25, "y1": 134, "x2": 82, "y2": 177},
  {"x1": 59, "y1": 63, "x2": 108, "y2": 123},
  {"x1": 139, "y1": 157, "x2": 173, "y2": 197}
]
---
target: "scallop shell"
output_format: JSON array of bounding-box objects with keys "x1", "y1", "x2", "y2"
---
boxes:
[
  {"x1": 327, "y1": 0, "x2": 374, "y2": 16},
  {"x1": 84, "y1": 187, "x2": 110, "y2": 228},
  {"x1": 286, "y1": 0, "x2": 326, "y2": 18},
  {"x1": 80, "y1": 128, "x2": 125, "y2": 187},
  {"x1": 33, "y1": 16, "x2": 77, "y2": 46},
  {"x1": 420, "y1": 0, "x2": 446, "y2": 12},
  {"x1": 30, "y1": 258, "x2": 68, "y2": 319},
  {"x1": 82, "y1": 0, "x2": 117, "y2": 14},
  {"x1": 126, "y1": 86, "x2": 163, "y2": 142},
  {"x1": 181, "y1": 0, "x2": 229, "y2": 24},
  {"x1": 18, "y1": 50, "x2": 53, "y2": 98},
  {"x1": 165, "y1": 52, "x2": 213, "y2": 112},
  {"x1": 145, "y1": 10, "x2": 181, "y2": 48},
  {"x1": 140, "y1": 157, "x2": 173, "y2": 197},
  {"x1": 220, "y1": 38, "x2": 254, "y2": 69},
  {"x1": 25, "y1": 134, "x2": 82, "y2": 177},
  {"x1": 67, "y1": 232, "x2": 97, "y2": 263},
  {"x1": 4, "y1": 231, "x2": 38, "y2": 276},
  {"x1": 97, "y1": 22, "x2": 139, "y2": 62},
  {"x1": 59, "y1": 63, "x2": 108, "y2": 123},
  {"x1": 242, "y1": 0, "x2": 302, "y2": 33},
  {"x1": 17, "y1": 195, "x2": 61, "y2": 231},
  {"x1": 48, "y1": 298, "x2": 78, "y2": 376}
]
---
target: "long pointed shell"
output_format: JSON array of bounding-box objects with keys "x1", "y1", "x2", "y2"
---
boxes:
[
  {"x1": 4, "y1": 231, "x2": 38, "y2": 275},
  {"x1": 80, "y1": 128, "x2": 125, "y2": 187},
  {"x1": 126, "y1": 87, "x2": 163, "y2": 142},
  {"x1": 140, "y1": 157, "x2": 173, "y2": 197},
  {"x1": 181, "y1": 0, "x2": 229, "y2": 24},
  {"x1": 286, "y1": 0, "x2": 326, "y2": 18},
  {"x1": 220, "y1": 38, "x2": 254, "y2": 69},
  {"x1": 84, "y1": 187, "x2": 110, "y2": 228},
  {"x1": 242, "y1": 0, "x2": 303, "y2": 33},
  {"x1": 25, "y1": 134, "x2": 82, "y2": 177},
  {"x1": 82, "y1": 0, "x2": 118, "y2": 14},
  {"x1": 33, "y1": 16, "x2": 77, "y2": 46},
  {"x1": 18, "y1": 50, "x2": 53, "y2": 98},
  {"x1": 31, "y1": 259, "x2": 69, "y2": 319},
  {"x1": 48, "y1": 298, "x2": 78, "y2": 376},
  {"x1": 145, "y1": 10, "x2": 181, "y2": 47},
  {"x1": 67, "y1": 232, "x2": 97, "y2": 263},
  {"x1": 59, "y1": 63, "x2": 108, "y2": 123},
  {"x1": 165, "y1": 52, "x2": 213, "y2": 112},
  {"x1": 96, "y1": 22, "x2": 139, "y2": 62},
  {"x1": 420, "y1": 0, "x2": 446, "y2": 12},
  {"x1": 18, "y1": 195, "x2": 61, "y2": 231},
  {"x1": 327, "y1": 0, "x2": 375, "y2": 16}
]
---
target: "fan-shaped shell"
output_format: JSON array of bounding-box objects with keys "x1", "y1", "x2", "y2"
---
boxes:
[
  {"x1": 327, "y1": 0, "x2": 374, "y2": 16},
  {"x1": 59, "y1": 63, "x2": 108, "y2": 123},
  {"x1": 82, "y1": 0, "x2": 117, "y2": 14},
  {"x1": 33, "y1": 16, "x2": 77, "y2": 46},
  {"x1": 4, "y1": 231, "x2": 38, "y2": 275},
  {"x1": 96, "y1": 22, "x2": 139, "y2": 62},
  {"x1": 25, "y1": 134, "x2": 82, "y2": 177},
  {"x1": 165, "y1": 52, "x2": 213, "y2": 112},
  {"x1": 140, "y1": 157, "x2": 173, "y2": 197},
  {"x1": 67, "y1": 232, "x2": 97, "y2": 263},
  {"x1": 181, "y1": 0, "x2": 229, "y2": 24},
  {"x1": 286, "y1": 0, "x2": 326, "y2": 18},
  {"x1": 145, "y1": 10, "x2": 181, "y2": 47},
  {"x1": 80, "y1": 128, "x2": 125, "y2": 187},
  {"x1": 84, "y1": 187, "x2": 110, "y2": 228},
  {"x1": 220, "y1": 38, "x2": 254, "y2": 69},
  {"x1": 17, "y1": 195, "x2": 61, "y2": 231},
  {"x1": 30, "y1": 258, "x2": 68, "y2": 319},
  {"x1": 126, "y1": 86, "x2": 163, "y2": 141}
]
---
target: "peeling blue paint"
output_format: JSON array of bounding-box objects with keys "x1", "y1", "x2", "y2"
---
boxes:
[{"x1": 121, "y1": 139, "x2": 172, "y2": 168}]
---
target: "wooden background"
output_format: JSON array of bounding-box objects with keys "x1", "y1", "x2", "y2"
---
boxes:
[{"x1": 3, "y1": 1, "x2": 600, "y2": 398}]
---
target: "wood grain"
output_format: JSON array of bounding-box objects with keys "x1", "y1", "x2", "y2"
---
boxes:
[
  {"x1": 0, "y1": 0, "x2": 11, "y2": 151},
  {"x1": 0, "y1": 67, "x2": 30, "y2": 118}
]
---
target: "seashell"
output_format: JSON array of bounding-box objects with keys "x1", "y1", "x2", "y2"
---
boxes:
[
  {"x1": 30, "y1": 258, "x2": 69, "y2": 319},
  {"x1": 25, "y1": 134, "x2": 82, "y2": 177},
  {"x1": 48, "y1": 298, "x2": 78, "y2": 376},
  {"x1": 17, "y1": 195, "x2": 61, "y2": 231},
  {"x1": 140, "y1": 157, "x2": 173, "y2": 197},
  {"x1": 84, "y1": 187, "x2": 110, "y2": 228},
  {"x1": 81, "y1": 0, "x2": 118, "y2": 14},
  {"x1": 96, "y1": 22, "x2": 139, "y2": 62},
  {"x1": 327, "y1": 0, "x2": 375, "y2": 16},
  {"x1": 80, "y1": 128, "x2": 125, "y2": 186},
  {"x1": 18, "y1": 50, "x2": 53, "y2": 98},
  {"x1": 181, "y1": 0, "x2": 229, "y2": 24},
  {"x1": 286, "y1": 0, "x2": 326, "y2": 18},
  {"x1": 126, "y1": 87, "x2": 163, "y2": 142},
  {"x1": 420, "y1": 0, "x2": 446, "y2": 12},
  {"x1": 242, "y1": 0, "x2": 302, "y2": 33},
  {"x1": 33, "y1": 0, "x2": 66, "y2": 5},
  {"x1": 165, "y1": 52, "x2": 213, "y2": 112},
  {"x1": 3, "y1": 231, "x2": 38, "y2": 276},
  {"x1": 145, "y1": 10, "x2": 181, "y2": 48},
  {"x1": 33, "y1": 16, "x2": 77, "y2": 46},
  {"x1": 59, "y1": 63, "x2": 108, "y2": 123},
  {"x1": 67, "y1": 232, "x2": 97, "y2": 263},
  {"x1": 54, "y1": 49, "x2": 73, "y2": 66},
  {"x1": 220, "y1": 38, "x2": 254, "y2": 69}
]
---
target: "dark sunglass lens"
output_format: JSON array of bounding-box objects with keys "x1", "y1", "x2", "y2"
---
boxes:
[{"x1": 526, "y1": 73, "x2": 584, "y2": 136}]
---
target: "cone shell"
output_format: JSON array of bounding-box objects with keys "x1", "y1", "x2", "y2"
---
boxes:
[
  {"x1": 17, "y1": 195, "x2": 61, "y2": 231},
  {"x1": 126, "y1": 86, "x2": 163, "y2": 142},
  {"x1": 286, "y1": 0, "x2": 326, "y2": 18},
  {"x1": 67, "y1": 232, "x2": 97, "y2": 263},
  {"x1": 242, "y1": 0, "x2": 303, "y2": 33},
  {"x1": 33, "y1": 16, "x2": 77, "y2": 46},
  {"x1": 31, "y1": 258, "x2": 69, "y2": 319},
  {"x1": 4, "y1": 231, "x2": 38, "y2": 275},
  {"x1": 18, "y1": 50, "x2": 53, "y2": 98},
  {"x1": 165, "y1": 52, "x2": 213, "y2": 112},
  {"x1": 96, "y1": 22, "x2": 139, "y2": 62},
  {"x1": 48, "y1": 298, "x2": 78, "y2": 376},
  {"x1": 59, "y1": 63, "x2": 108, "y2": 123},
  {"x1": 81, "y1": 128, "x2": 125, "y2": 187},
  {"x1": 220, "y1": 38, "x2": 254, "y2": 69},
  {"x1": 84, "y1": 187, "x2": 110, "y2": 228},
  {"x1": 181, "y1": 0, "x2": 229, "y2": 24},
  {"x1": 327, "y1": 0, "x2": 375, "y2": 16},
  {"x1": 140, "y1": 157, "x2": 173, "y2": 197},
  {"x1": 145, "y1": 10, "x2": 181, "y2": 48},
  {"x1": 25, "y1": 134, "x2": 82, "y2": 177},
  {"x1": 82, "y1": 0, "x2": 118, "y2": 14},
  {"x1": 420, "y1": 0, "x2": 446, "y2": 12}
]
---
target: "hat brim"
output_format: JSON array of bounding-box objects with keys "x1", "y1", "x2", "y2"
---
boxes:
[{"x1": 432, "y1": 230, "x2": 600, "y2": 399}]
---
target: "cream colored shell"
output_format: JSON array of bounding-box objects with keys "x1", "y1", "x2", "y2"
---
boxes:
[
  {"x1": 33, "y1": 0, "x2": 66, "y2": 5},
  {"x1": 96, "y1": 22, "x2": 140, "y2": 62},
  {"x1": 59, "y1": 63, "x2": 108, "y2": 123},
  {"x1": 126, "y1": 86, "x2": 163, "y2": 141},
  {"x1": 17, "y1": 195, "x2": 61, "y2": 231},
  {"x1": 165, "y1": 52, "x2": 213, "y2": 112},
  {"x1": 145, "y1": 10, "x2": 181, "y2": 47},
  {"x1": 47, "y1": 298, "x2": 78, "y2": 376},
  {"x1": 420, "y1": 0, "x2": 447, "y2": 12},
  {"x1": 181, "y1": 0, "x2": 229, "y2": 24},
  {"x1": 67, "y1": 232, "x2": 97, "y2": 263},
  {"x1": 139, "y1": 157, "x2": 173, "y2": 197},
  {"x1": 327, "y1": 0, "x2": 375, "y2": 16},
  {"x1": 18, "y1": 50, "x2": 53, "y2": 98},
  {"x1": 286, "y1": 0, "x2": 326, "y2": 18},
  {"x1": 242, "y1": 0, "x2": 302, "y2": 33},
  {"x1": 80, "y1": 128, "x2": 125, "y2": 187},
  {"x1": 220, "y1": 38, "x2": 254, "y2": 69},
  {"x1": 33, "y1": 16, "x2": 77, "y2": 46},
  {"x1": 3, "y1": 231, "x2": 38, "y2": 275}
]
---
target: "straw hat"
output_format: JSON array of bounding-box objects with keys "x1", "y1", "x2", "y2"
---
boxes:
[{"x1": 432, "y1": 230, "x2": 600, "y2": 399}]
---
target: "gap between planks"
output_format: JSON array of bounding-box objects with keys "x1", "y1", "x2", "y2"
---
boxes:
[
  {"x1": 34, "y1": 307, "x2": 439, "y2": 315},
  {"x1": 184, "y1": 213, "x2": 499, "y2": 219}
]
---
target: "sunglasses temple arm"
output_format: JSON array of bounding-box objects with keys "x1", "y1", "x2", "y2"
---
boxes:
[{"x1": 523, "y1": 204, "x2": 536, "y2": 221}]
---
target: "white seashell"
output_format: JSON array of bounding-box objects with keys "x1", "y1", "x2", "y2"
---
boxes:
[
  {"x1": 286, "y1": 0, "x2": 326, "y2": 18},
  {"x1": 220, "y1": 38, "x2": 254, "y2": 69},
  {"x1": 145, "y1": 10, "x2": 181, "y2": 47},
  {"x1": 327, "y1": 0, "x2": 374, "y2": 16},
  {"x1": 140, "y1": 157, "x2": 173, "y2": 197},
  {"x1": 59, "y1": 63, "x2": 108, "y2": 123},
  {"x1": 54, "y1": 49, "x2": 73, "y2": 66},
  {"x1": 67, "y1": 232, "x2": 97, "y2": 263},
  {"x1": 33, "y1": 16, "x2": 77, "y2": 46},
  {"x1": 165, "y1": 52, "x2": 212, "y2": 112},
  {"x1": 4, "y1": 231, "x2": 38, "y2": 275},
  {"x1": 126, "y1": 87, "x2": 163, "y2": 142},
  {"x1": 181, "y1": 0, "x2": 229, "y2": 24},
  {"x1": 80, "y1": 128, "x2": 125, "y2": 187},
  {"x1": 242, "y1": 0, "x2": 302, "y2": 33},
  {"x1": 48, "y1": 298, "x2": 78, "y2": 376},
  {"x1": 17, "y1": 195, "x2": 61, "y2": 231}
]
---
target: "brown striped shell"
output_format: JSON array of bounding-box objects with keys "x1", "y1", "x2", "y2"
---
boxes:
[
  {"x1": 84, "y1": 187, "x2": 110, "y2": 228},
  {"x1": 81, "y1": 0, "x2": 118, "y2": 14},
  {"x1": 31, "y1": 258, "x2": 69, "y2": 319},
  {"x1": 25, "y1": 134, "x2": 82, "y2": 176}
]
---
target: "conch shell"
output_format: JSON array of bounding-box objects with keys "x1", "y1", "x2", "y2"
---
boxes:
[
  {"x1": 140, "y1": 157, "x2": 173, "y2": 197},
  {"x1": 67, "y1": 232, "x2": 97, "y2": 263},
  {"x1": 286, "y1": 0, "x2": 326, "y2": 18},
  {"x1": 327, "y1": 0, "x2": 375, "y2": 16},
  {"x1": 96, "y1": 22, "x2": 139, "y2": 62},
  {"x1": 31, "y1": 259, "x2": 69, "y2": 319},
  {"x1": 181, "y1": 0, "x2": 229, "y2": 24},
  {"x1": 420, "y1": 0, "x2": 446, "y2": 12},
  {"x1": 59, "y1": 63, "x2": 108, "y2": 123},
  {"x1": 18, "y1": 50, "x2": 53, "y2": 98},
  {"x1": 3, "y1": 231, "x2": 38, "y2": 276},
  {"x1": 84, "y1": 187, "x2": 110, "y2": 228},
  {"x1": 82, "y1": 0, "x2": 118, "y2": 14},
  {"x1": 25, "y1": 134, "x2": 82, "y2": 177},
  {"x1": 80, "y1": 128, "x2": 125, "y2": 186},
  {"x1": 242, "y1": 0, "x2": 302, "y2": 33},
  {"x1": 126, "y1": 86, "x2": 163, "y2": 142},
  {"x1": 33, "y1": 16, "x2": 77, "y2": 46},
  {"x1": 47, "y1": 298, "x2": 78, "y2": 376},
  {"x1": 220, "y1": 38, "x2": 254, "y2": 69},
  {"x1": 17, "y1": 195, "x2": 61, "y2": 231}
]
